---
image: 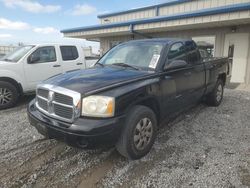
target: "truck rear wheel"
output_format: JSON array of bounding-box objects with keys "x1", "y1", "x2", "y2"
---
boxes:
[
  {"x1": 206, "y1": 79, "x2": 224, "y2": 106},
  {"x1": 116, "y1": 105, "x2": 157, "y2": 160},
  {"x1": 0, "y1": 81, "x2": 19, "y2": 110}
]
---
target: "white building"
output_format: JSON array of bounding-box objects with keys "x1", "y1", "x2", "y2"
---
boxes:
[{"x1": 62, "y1": 0, "x2": 250, "y2": 84}]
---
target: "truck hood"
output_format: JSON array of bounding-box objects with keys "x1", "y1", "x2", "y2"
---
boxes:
[
  {"x1": 43, "y1": 66, "x2": 154, "y2": 94},
  {"x1": 0, "y1": 60, "x2": 14, "y2": 65}
]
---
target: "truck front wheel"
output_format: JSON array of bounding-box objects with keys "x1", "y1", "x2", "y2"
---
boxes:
[
  {"x1": 206, "y1": 79, "x2": 224, "y2": 106},
  {"x1": 0, "y1": 81, "x2": 19, "y2": 110},
  {"x1": 116, "y1": 105, "x2": 157, "y2": 160}
]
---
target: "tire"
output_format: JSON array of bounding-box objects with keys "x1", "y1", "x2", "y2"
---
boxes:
[
  {"x1": 0, "y1": 81, "x2": 19, "y2": 110},
  {"x1": 116, "y1": 105, "x2": 157, "y2": 160},
  {"x1": 206, "y1": 79, "x2": 224, "y2": 106}
]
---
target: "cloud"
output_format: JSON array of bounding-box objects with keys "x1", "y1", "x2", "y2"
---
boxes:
[
  {"x1": 0, "y1": 34, "x2": 12, "y2": 38},
  {"x1": 1, "y1": 0, "x2": 61, "y2": 13},
  {"x1": 33, "y1": 27, "x2": 59, "y2": 34},
  {"x1": 0, "y1": 17, "x2": 60, "y2": 37},
  {"x1": 0, "y1": 18, "x2": 30, "y2": 30},
  {"x1": 71, "y1": 4, "x2": 96, "y2": 15}
]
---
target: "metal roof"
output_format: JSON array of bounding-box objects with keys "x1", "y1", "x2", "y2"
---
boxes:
[
  {"x1": 97, "y1": 0, "x2": 189, "y2": 18},
  {"x1": 61, "y1": 2, "x2": 250, "y2": 34}
]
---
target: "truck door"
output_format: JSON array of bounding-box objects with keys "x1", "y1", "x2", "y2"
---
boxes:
[
  {"x1": 184, "y1": 40, "x2": 206, "y2": 103},
  {"x1": 24, "y1": 46, "x2": 62, "y2": 90},
  {"x1": 59, "y1": 45, "x2": 85, "y2": 72},
  {"x1": 160, "y1": 42, "x2": 192, "y2": 115}
]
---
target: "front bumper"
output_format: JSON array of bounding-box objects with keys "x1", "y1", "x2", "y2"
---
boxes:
[{"x1": 27, "y1": 99, "x2": 126, "y2": 148}]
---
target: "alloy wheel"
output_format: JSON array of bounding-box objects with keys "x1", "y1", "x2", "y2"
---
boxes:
[
  {"x1": 216, "y1": 84, "x2": 223, "y2": 102},
  {"x1": 0, "y1": 88, "x2": 12, "y2": 105},
  {"x1": 133, "y1": 118, "x2": 153, "y2": 150}
]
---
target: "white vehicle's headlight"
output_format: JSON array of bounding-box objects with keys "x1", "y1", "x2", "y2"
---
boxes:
[{"x1": 82, "y1": 96, "x2": 115, "y2": 117}]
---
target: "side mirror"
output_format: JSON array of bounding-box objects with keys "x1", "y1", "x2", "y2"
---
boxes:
[
  {"x1": 28, "y1": 55, "x2": 40, "y2": 64},
  {"x1": 164, "y1": 60, "x2": 187, "y2": 70}
]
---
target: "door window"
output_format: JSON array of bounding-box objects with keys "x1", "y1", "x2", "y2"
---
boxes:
[
  {"x1": 29, "y1": 46, "x2": 56, "y2": 63},
  {"x1": 185, "y1": 41, "x2": 200, "y2": 64},
  {"x1": 167, "y1": 42, "x2": 186, "y2": 61},
  {"x1": 60, "y1": 46, "x2": 79, "y2": 61}
]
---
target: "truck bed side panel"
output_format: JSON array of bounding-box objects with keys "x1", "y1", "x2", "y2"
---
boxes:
[{"x1": 204, "y1": 57, "x2": 230, "y2": 94}]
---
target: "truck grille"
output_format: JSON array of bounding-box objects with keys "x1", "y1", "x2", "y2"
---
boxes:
[
  {"x1": 54, "y1": 103, "x2": 73, "y2": 119},
  {"x1": 54, "y1": 93, "x2": 73, "y2": 105},
  {"x1": 37, "y1": 97, "x2": 48, "y2": 111},
  {"x1": 35, "y1": 85, "x2": 81, "y2": 123}
]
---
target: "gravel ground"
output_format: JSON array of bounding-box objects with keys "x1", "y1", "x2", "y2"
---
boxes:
[{"x1": 0, "y1": 89, "x2": 249, "y2": 188}]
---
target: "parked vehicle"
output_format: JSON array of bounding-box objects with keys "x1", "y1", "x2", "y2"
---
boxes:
[
  {"x1": 28, "y1": 38, "x2": 231, "y2": 159},
  {"x1": 0, "y1": 43, "x2": 94, "y2": 109}
]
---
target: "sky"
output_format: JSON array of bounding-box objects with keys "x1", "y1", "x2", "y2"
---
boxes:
[{"x1": 0, "y1": 0, "x2": 167, "y2": 53}]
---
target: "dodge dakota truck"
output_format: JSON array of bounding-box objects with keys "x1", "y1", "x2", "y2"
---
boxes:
[{"x1": 28, "y1": 38, "x2": 231, "y2": 159}]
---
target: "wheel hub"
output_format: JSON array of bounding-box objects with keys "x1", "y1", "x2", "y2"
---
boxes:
[
  {"x1": 216, "y1": 84, "x2": 223, "y2": 102},
  {"x1": 133, "y1": 118, "x2": 153, "y2": 150},
  {"x1": 0, "y1": 88, "x2": 12, "y2": 105}
]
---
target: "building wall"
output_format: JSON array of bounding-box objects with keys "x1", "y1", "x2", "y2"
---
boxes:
[
  {"x1": 246, "y1": 36, "x2": 250, "y2": 84},
  {"x1": 99, "y1": 24, "x2": 250, "y2": 83},
  {"x1": 63, "y1": 0, "x2": 250, "y2": 84},
  {"x1": 66, "y1": 9, "x2": 250, "y2": 39},
  {"x1": 100, "y1": 9, "x2": 155, "y2": 24},
  {"x1": 158, "y1": 0, "x2": 250, "y2": 17},
  {"x1": 99, "y1": 0, "x2": 250, "y2": 24}
]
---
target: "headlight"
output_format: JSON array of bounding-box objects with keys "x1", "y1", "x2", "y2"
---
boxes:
[{"x1": 82, "y1": 96, "x2": 115, "y2": 117}]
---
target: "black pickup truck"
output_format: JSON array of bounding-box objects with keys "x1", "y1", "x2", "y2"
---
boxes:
[{"x1": 28, "y1": 38, "x2": 231, "y2": 159}]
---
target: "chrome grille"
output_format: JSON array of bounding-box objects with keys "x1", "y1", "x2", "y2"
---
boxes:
[
  {"x1": 37, "y1": 97, "x2": 48, "y2": 111},
  {"x1": 54, "y1": 103, "x2": 73, "y2": 119},
  {"x1": 37, "y1": 89, "x2": 49, "y2": 98},
  {"x1": 54, "y1": 93, "x2": 73, "y2": 105},
  {"x1": 35, "y1": 84, "x2": 81, "y2": 123}
]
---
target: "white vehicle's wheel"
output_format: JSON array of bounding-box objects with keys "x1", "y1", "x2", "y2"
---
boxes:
[{"x1": 0, "y1": 81, "x2": 19, "y2": 110}]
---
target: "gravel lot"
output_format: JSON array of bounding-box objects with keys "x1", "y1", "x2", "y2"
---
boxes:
[{"x1": 0, "y1": 89, "x2": 249, "y2": 188}]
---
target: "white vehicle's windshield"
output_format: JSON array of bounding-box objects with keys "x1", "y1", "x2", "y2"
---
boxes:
[
  {"x1": 1, "y1": 45, "x2": 34, "y2": 62},
  {"x1": 98, "y1": 42, "x2": 164, "y2": 70}
]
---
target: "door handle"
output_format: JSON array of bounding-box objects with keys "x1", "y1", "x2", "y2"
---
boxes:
[
  {"x1": 53, "y1": 64, "x2": 61, "y2": 67},
  {"x1": 184, "y1": 72, "x2": 191, "y2": 76},
  {"x1": 76, "y1": 63, "x2": 83, "y2": 65}
]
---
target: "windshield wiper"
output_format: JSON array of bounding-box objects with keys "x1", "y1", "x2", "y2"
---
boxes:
[
  {"x1": 95, "y1": 62, "x2": 104, "y2": 67},
  {"x1": 3, "y1": 58, "x2": 13, "y2": 62},
  {"x1": 112, "y1": 63, "x2": 139, "y2": 70}
]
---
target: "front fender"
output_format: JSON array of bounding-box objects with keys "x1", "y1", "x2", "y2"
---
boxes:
[
  {"x1": 0, "y1": 69, "x2": 25, "y2": 90},
  {"x1": 99, "y1": 78, "x2": 161, "y2": 116}
]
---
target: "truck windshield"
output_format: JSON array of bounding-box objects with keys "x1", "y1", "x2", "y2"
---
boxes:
[
  {"x1": 1, "y1": 45, "x2": 34, "y2": 62},
  {"x1": 98, "y1": 42, "x2": 164, "y2": 70}
]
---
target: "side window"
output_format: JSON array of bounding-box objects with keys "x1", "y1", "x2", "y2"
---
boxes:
[
  {"x1": 60, "y1": 46, "x2": 79, "y2": 61},
  {"x1": 185, "y1": 41, "x2": 200, "y2": 64},
  {"x1": 29, "y1": 46, "x2": 56, "y2": 63},
  {"x1": 167, "y1": 42, "x2": 186, "y2": 62}
]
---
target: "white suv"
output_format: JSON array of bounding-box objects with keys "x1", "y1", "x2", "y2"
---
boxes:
[{"x1": 0, "y1": 43, "x2": 97, "y2": 109}]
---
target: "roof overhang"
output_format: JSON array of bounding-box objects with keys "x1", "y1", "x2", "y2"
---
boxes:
[{"x1": 61, "y1": 3, "x2": 250, "y2": 40}]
